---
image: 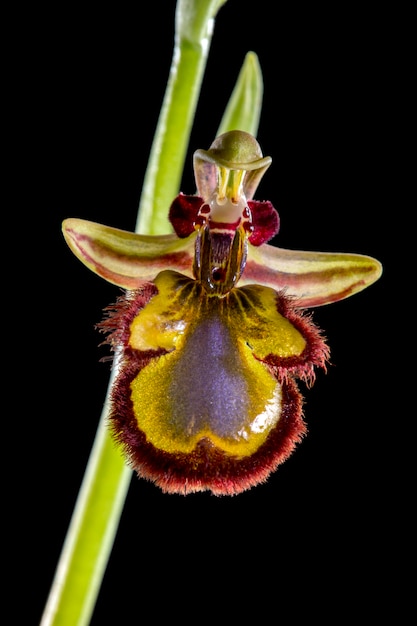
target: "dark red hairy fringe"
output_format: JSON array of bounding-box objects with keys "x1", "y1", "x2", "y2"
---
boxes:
[
  {"x1": 97, "y1": 283, "x2": 158, "y2": 352},
  {"x1": 263, "y1": 291, "x2": 331, "y2": 387},
  {"x1": 96, "y1": 282, "x2": 328, "y2": 496},
  {"x1": 111, "y1": 352, "x2": 306, "y2": 496}
]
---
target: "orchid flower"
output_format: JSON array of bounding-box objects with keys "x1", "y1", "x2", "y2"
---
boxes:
[
  {"x1": 62, "y1": 129, "x2": 382, "y2": 496},
  {"x1": 42, "y1": 2, "x2": 382, "y2": 623}
]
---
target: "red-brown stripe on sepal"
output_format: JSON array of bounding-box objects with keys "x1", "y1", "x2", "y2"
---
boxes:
[
  {"x1": 62, "y1": 218, "x2": 197, "y2": 289},
  {"x1": 243, "y1": 245, "x2": 383, "y2": 308}
]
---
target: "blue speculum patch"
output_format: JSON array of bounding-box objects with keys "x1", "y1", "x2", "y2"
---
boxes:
[{"x1": 168, "y1": 312, "x2": 279, "y2": 440}]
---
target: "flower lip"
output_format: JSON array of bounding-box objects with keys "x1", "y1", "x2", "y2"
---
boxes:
[{"x1": 100, "y1": 269, "x2": 330, "y2": 495}]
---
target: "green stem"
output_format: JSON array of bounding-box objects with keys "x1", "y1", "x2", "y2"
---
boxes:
[
  {"x1": 41, "y1": 0, "x2": 264, "y2": 623},
  {"x1": 41, "y1": 368, "x2": 131, "y2": 626},
  {"x1": 40, "y1": 2, "x2": 227, "y2": 625},
  {"x1": 136, "y1": 0, "x2": 227, "y2": 235}
]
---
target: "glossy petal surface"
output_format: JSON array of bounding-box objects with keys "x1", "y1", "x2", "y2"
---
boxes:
[{"x1": 127, "y1": 270, "x2": 305, "y2": 456}]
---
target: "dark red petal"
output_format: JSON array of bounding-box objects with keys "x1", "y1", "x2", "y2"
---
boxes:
[
  {"x1": 169, "y1": 193, "x2": 203, "y2": 238},
  {"x1": 248, "y1": 200, "x2": 280, "y2": 246}
]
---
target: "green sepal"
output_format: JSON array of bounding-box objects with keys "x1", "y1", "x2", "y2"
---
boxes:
[
  {"x1": 244, "y1": 242, "x2": 383, "y2": 307},
  {"x1": 62, "y1": 218, "x2": 195, "y2": 289},
  {"x1": 63, "y1": 217, "x2": 382, "y2": 307}
]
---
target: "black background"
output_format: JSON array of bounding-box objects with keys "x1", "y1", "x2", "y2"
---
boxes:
[{"x1": 16, "y1": 1, "x2": 408, "y2": 623}]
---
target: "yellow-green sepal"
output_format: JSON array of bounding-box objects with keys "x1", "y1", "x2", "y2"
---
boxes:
[
  {"x1": 243, "y1": 242, "x2": 383, "y2": 308},
  {"x1": 62, "y1": 218, "x2": 195, "y2": 288}
]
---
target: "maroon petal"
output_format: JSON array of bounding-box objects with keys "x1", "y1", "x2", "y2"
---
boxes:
[
  {"x1": 248, "y1": 199, "x2": 280, "y2": 245},
  {"x1": 169, "y1": 193, "x2": 203, "y2": 238}
]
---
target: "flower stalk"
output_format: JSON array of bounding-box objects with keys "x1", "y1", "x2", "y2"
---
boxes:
[
  {"x1": 136, "y1": 0, "x2": 228, "y2": 235},
  {"x1": 42, "y1": 0, "x2": 383, "y2": 619},
  {"x1": 41, "y1": 0, "x2": 264, "y2": 623}
]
